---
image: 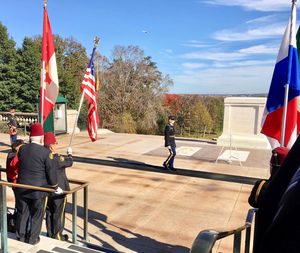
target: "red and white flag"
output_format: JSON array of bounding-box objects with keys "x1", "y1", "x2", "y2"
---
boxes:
[
  {"x1": 80, "y1": 47, "x2": 100, "y2": 142},
  {"x1": 40, "y1": 5, "x2": 59, "y2": 123}
]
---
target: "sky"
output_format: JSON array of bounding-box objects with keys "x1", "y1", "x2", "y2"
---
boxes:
[{"x1": 0, "y1": 0, "x2": 296, "y2": 94}]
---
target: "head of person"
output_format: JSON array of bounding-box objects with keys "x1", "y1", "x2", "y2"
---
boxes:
[
  {"x1": 44, "y1": 132, "x2": 57, "y2": 153},
  {"x1": 168, "y1": 115, "x2": 176, "y2": 125},
  {"x1": 11, "y1": 139, "x2": 24, "y2": 152},
  {"x1": 270, "y1": 146, "x2": 289, "y2": 175},
  {"x1": 9, "y1": 107, "x2": 16, "y2": 116},
  {"x1": 30, "y1": 123, "x2": 44, "y2": 145}
]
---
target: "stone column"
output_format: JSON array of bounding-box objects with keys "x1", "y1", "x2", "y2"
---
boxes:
[
  {"x1": 217, "y1": 97, "x2": 270, "y2": 149},
  {"x1": 67, "y1": 110, "x2": 80, "y2": 134}
]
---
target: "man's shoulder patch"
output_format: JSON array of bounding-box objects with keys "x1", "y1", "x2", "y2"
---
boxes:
[{"x1": 49, "y1": 153, "x2": 54, "y2": 160}]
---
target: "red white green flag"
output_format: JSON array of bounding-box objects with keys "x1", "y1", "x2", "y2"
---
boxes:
[{"x1": 40, "y1": 5, "x2": 59, "y2": 123}]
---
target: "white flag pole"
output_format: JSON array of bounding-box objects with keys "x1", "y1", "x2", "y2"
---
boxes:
[
  {"x1": 68, "y1": 90, "x2": 86, "y2": 148},
  {"x1": 280, "y1": 0, "x2": 297, "y2": 147},
  {"x1": 68, "y1": 37, "x2": 100, "y2": 149}
]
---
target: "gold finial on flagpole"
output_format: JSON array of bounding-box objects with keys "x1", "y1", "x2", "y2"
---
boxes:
[
  {"x1": 44, "y1": 0, "x2": 47, "y2": 7},
  {"x1": 94, "y1": 36, "x2": 100, "y2": 48}
]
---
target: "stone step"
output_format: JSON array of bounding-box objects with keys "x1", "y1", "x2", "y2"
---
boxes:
[{"x1": 7, "y1": 234, "x2": 116, "y2": 253}]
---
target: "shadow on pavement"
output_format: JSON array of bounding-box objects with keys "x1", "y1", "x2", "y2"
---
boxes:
[{"x1": 65, "y1": 204, "x2": 189, "y2": 253}]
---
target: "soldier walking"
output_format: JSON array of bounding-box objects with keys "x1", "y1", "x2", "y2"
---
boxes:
[{"x1": 163, "y1": 116, "x2": 177, "y2": 171}]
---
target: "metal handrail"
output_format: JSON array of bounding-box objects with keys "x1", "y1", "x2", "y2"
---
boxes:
[
  {"x1": 0, "y1": 168, "x2": 89, "y2": 253},
  {"x1": 190, "y1": 208, "x2": 258, "y2": 253}
]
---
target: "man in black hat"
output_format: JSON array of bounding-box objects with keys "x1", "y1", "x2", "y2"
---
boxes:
[{"x1": 163, "y1": 116, "x2": 176, "y2": 171}]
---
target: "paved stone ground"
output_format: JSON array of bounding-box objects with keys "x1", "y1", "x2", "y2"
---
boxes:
[{"x1": 0, "y1": 131, "x2": 270, "y2": 253}]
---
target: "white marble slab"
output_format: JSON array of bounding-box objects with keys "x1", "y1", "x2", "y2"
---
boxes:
[
  {"x1": 217, "y1": 150, "x2": 249, "y2": 162},
  {"x1": 176, "y1": 146, "x2": 202, "y2": 156}
]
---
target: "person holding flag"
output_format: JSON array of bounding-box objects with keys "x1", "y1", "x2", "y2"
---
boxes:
[
  {"x1": 40, "y1": 0, "x2": 59, "y2": 124},
  {"x1": 261, "y1": 0, "x2": 300, "y2": 149}
]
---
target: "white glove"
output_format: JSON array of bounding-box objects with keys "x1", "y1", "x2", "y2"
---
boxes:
[
  {"x1": 167, "y1": 145, "x2": 171, "y2": 150},
  {"x1": 54, "y1": 187, "x2": 64, "y2": 195},
  {"x1": 67, "y1": 147, "x2": 72, "y2": 156}
]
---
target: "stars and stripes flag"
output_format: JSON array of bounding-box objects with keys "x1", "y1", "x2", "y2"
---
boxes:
[
  {"x1": 80, "y1": 47, "x2": 100, "y2": 142},
  {"x1": 261, "y1": 1, "x2": 300, "y2": 149},
  {"x1": 40, "y1": 4, "x2": 59, "y2": 123}
]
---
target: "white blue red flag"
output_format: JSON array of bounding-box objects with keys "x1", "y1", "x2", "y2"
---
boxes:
[
  {"x1": 261, "y1": 2, "x2": 300, "y2": 149},
  {"x1": 40, "y1": 5, "x2": 59, "y2": 123},
  {"x1": 80, "y1": 48, "x2": 100, "y2": 142}
]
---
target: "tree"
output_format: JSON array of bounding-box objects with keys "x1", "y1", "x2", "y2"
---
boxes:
[
  {"x1": 55, "y1": 36, "x2": 88, "y2": 108},
  {"x1": 100, "y1": 45, "x2": 172, "y2": 133},
  {"x1": 163, "y1": 94, "x2": 182, "y2": 115},
  {"x1": 190, "y1": 100, "x2": 213, "y2": 136},
  {"x1": 0, "y1": 22, "x2": 20, "y2": 111},
  {"x1": 203, "y1": 96, "x2": 224, "y2": 133},
  {"x1": 16, "y1": 37, "x2": 41, "y2": 112},
  {"x1": 29, "y1": 36, "x2": 88, "y2": 110}
]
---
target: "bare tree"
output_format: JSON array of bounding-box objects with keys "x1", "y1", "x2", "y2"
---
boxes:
[{"x1": 99, "y1": 45, "x2": 172, "y2": 133}]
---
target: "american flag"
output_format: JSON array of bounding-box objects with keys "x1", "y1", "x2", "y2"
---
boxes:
[{"x1": 80, "y1": 47, "x2": 100, "y2": 142}]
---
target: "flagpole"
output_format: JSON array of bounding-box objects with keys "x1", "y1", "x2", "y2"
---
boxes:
[
  {"x1": 40, "y1": 0, "x2": 46, "y2": 124},
  {"x1": 40, "y1": 0, "x2": 47, "y2": 125},
  {"x1": 280, "y1": 0, "x2": 297, "y2": 147},
  {"x1": 68, "y1": 37, "x2": 100, "y2": 149},
  {"x1": 96, "y1": 50, "x2": 100, "y2": 92}
]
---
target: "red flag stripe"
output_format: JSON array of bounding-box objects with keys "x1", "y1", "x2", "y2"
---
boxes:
[{"x1": 80, "y1": 53, "x2": 99, "y2": 142}]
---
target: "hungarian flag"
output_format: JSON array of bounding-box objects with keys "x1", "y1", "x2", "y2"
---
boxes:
[
  {"x1": 261, "y1": 2, "x2": 300, "y2": 149},
  {"x1": 40, "y1": 5, "x2": 59, "y2": 123},
  {"x1": 80, "y1": 47, "x2": 100, "y2": 142}
]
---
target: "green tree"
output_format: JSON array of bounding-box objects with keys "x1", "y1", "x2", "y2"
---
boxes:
[
  {"x1": 17, "y1": 37, "x2": 41, "y2": 112},
  {"x1": 0, "y1": 22, "x2": 20, "y2": 111},
  {"x1": 203, "y1": 96, "x2": 224, "y2": 133},
  {"x1": 190, "y1": 100, "x2": 213, "y2": 136},
  {"x1": 55, "y1": 37, "x2": 88, "y2": 108}
]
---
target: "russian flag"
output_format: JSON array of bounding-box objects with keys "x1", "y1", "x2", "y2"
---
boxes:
[{"x1": 261, "y1": 2, "x2": 300, "y2": 149}]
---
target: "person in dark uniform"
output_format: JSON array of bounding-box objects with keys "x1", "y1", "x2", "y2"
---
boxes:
[
  {"x1": 163, "y1": 115, "x2": 176, "y2": 171},
  {"x1": 15, "y1": 123, "x2": 62, "y2": 245},
  {"x1": 7, "y1": 107, "x2": 20, "y2": 144},
  {"x1": 44, "y1": 132, "x2": 73, "y2": 241},
  {"x1": 253, "y1": 135, "x2": 300, "y2": 253},
  {"x1": 248, "y1": 147, "x2": 289, "y2": 253},
  {"x1": 258, "y1": 170, "x2": 300, "y2": 253},
  {"x1": 248, "y1": 147, "x2": 289, "y2": 208}
]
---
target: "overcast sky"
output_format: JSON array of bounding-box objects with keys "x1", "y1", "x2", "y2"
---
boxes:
[{"x1": 0, "y1": 0, "x2": 296, "y2": 94}]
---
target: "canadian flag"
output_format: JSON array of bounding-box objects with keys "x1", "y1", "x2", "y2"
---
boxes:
[{"x1": 40, "y1": 6, "x2": 59, "y2": 123}]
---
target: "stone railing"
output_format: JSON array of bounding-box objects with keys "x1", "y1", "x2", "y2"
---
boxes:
[{"x1": 0, "y1": 111, "x2": 38, "y2": 134}]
